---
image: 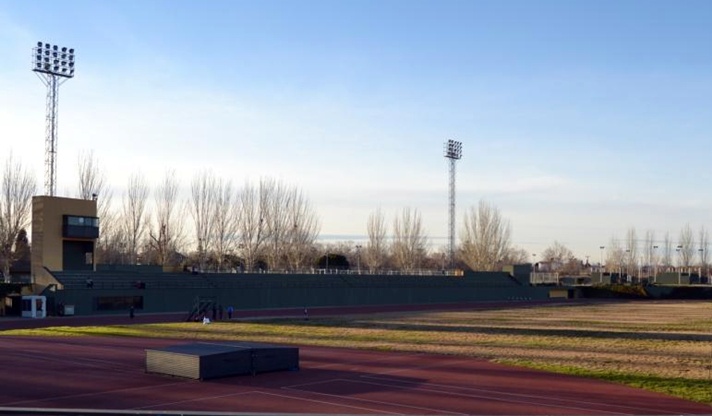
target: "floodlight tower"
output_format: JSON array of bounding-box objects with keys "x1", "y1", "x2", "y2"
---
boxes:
[
  {"x1": 32, "y1": 41, "x2": 76, "y2": 196},
  {"x1": 444, "y1": 139, "x2": 462, "y2": 269}
]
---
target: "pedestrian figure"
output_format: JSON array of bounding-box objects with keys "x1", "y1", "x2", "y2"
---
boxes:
[
  {"x1": 227, "y1": 305, "x2": 234, "y2": 320},
  {"x1": 129, "y1": 305, "x2": 135, "y2": 319},
  {"x1": 303, "y1": 307, "x2": 309, "y2": 321}
]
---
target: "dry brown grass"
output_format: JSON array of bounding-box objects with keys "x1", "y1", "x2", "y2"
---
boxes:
[{"x1": 357, "y1": 300, "x2": 712, "y2": 380}]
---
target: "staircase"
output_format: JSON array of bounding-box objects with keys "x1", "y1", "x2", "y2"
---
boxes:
[{"x1": 186, "y1": 296, "x2": 217, "y2": 322}]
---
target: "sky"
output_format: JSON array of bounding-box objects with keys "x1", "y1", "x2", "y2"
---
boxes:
[{"x1": 2, "y1": 0, "x2": 712, "y2": 261}]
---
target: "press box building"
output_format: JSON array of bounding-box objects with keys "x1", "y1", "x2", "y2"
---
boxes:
[{"x1": 31, "y1": 195, "x2": 99, "y2": 290}]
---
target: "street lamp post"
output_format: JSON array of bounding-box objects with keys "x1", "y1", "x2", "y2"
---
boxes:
[
  {"x1": 676, "y1": 245, "x2": 683, "y2": 285},
  {"x1": 599, "y1": 246, "x2": 605, "y2": 282},
  {"x1": 355, "y1": 245, "x2": 362, "y2": 274},
  {"x1": 652, "y1": 245, "x2": 659, "y2": 283}
]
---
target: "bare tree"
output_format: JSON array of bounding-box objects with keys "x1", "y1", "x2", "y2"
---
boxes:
[
  {"x1": 541, "y1": 241, "x2": 578, "y2": 273},
  {"x1": 678, "y1": 224, "x2": 695, "y2": 268},
  {"x1": 698, "y1": 226, "x2": 709, "y2": 272},
  {"x1": 643, "y1": 230, "x2": 656, "y2": 276},
  {"x1": 285, "y1": 187, "x2": 320, "y2": 271},
  {"x1": 263, "y1": 178, "x2": 290, "y2": 270},
  {"x1": 212, "y1": 178, "x2": 319, "y2": 272},
  {"x1": 391, "y1": 207, "x2": 428, "y2": 271},
  {"x1": 662, "y1": 232, "x2": 673, "y2": 271},
  {"x1": 503, "y1": 247, "x2": 529, "y2": 265},
  {"x1": 364, "y1": 208, "x2": 388, "y2": 271},
  {"x1": 459, "y1": 200, "x2": 512, "y2": 271},
  {"x1": 148, "y1": 170, "x2": 186, "y2": 267},
  {"x1": 191, "y1": 171, "x2": 218, "y2": 271},
  {"x1": 624, "y1": 227, "x2": 639, "y2": 277},
  {"x1": 541, "y1": 241, "x2": 574, "y2": 264},
  {"x1": 100, "y1": 223, "x2": 128, "y2": 265},
  {"x1": 605, "y1": 237, "x2": 624, "y2": 276},
  {"x1": 237, "y1": 179, "x2": 269, "y2": 271},
  {"x1": 122, "y1": 172, "x2": 149, "y2": 265},
  {"x1": 76, "y1": 150, "x2": 104, "y2": 200},
  {"x1": 76, "y1": 151, "x2": 116, "y2": 264},
  {"x1": 212, "y1": 177, "x2": 239, "y2": 271},
  {"x1": 0, "y1": 155, "x2": 36, "y2": 281}
]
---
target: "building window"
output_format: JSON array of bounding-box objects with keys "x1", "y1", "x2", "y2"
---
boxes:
[{"x1": 63, "y1": 215, "x2": 100, "y2": 239}]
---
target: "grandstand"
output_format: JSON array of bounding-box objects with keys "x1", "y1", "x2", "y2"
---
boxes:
[
  {"x1": 42, "y1": 267, "x2": 551, "y2": 317},
  {"x1": 16, "y1": 196, "x2": 566, "y2": 319}
]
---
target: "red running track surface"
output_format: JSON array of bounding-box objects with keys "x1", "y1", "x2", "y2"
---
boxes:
[{"x1": 0, "y1": 302, "x2": 709, "y2": 414}]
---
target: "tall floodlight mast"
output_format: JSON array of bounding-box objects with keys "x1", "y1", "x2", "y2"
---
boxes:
[
  {"x1": 444, "y1": 139, "x2": 462, "y2": 268},
  {"x1": 32, "y1": 41, "x2": 76, "y2": 196}
]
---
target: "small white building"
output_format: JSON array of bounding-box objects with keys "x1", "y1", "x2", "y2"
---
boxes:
[{"x1": 21, "y1": 295, "x2": 47, "y2": 318}]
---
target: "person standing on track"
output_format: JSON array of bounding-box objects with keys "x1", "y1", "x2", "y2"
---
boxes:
[{"x1": 129, "y1": 304, "x2": 135, "y2": 319}]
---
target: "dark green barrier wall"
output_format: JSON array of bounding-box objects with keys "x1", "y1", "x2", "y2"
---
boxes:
[{"x1": 49, "y1": 271, "x2": 551, "y2": 316}]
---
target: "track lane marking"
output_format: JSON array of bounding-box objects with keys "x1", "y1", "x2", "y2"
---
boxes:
[
  {"x1": 361, "y1": 373, "x2": 683, "y2": 414},
  {"x1": 334, "y1": 377, "x2": 632, "y2": 415},
  {"x1": 132, "y1": 390, "x2": 258, "y2": 410},
  {"x1": 282, "y1": 378, "x2": 467, "y2": 415},
  {"x1": 1, "y1": 381, "x2": 190, "y2": 407}
]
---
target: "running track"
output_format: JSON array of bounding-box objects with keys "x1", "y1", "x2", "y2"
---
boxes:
[{"x1": 0, "y1": 302, "x2": 709, "y2": 415}]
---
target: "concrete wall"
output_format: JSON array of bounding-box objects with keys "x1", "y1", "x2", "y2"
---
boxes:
[{"x1": 655, "y1": 272, "x2": 691, "y2": 285}]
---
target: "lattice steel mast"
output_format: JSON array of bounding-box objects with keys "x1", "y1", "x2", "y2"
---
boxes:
[
  {"x1": 32, "y1": 41, "x2": 76, "y2": 196},
  {"x1": 444, "y1": 139, "x2": 462, "y2": 268}
]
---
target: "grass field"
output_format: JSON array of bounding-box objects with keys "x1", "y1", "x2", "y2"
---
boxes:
[{"x1": 5, "y1": 299, "x2": 712, "y2": 404}]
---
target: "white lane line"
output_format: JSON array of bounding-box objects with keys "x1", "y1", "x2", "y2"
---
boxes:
[
  {"x1": 282, "y1": 380, "x2": 467, "y2": 415},
  {"x1": 3, "y1": 350, "x2": 141, "y2": 374},
  {"x1": 256, "y1": 390, "x2": 405, "y2": 415},
  {"x1": 133, "y1": 390, "x2": 258, "y2": 410},
  {"x1": 2, "y1": 381, "x2": 190, "y2": 407},
  {"x1": 339, "y1": 377, "x2": 632, "y2": 416},
  {"x1": 135, "y1": 389, "x2": 405, "y2": 415},
  {"x1": 361, "y1": 374, "x2": 678, "y2": 415}
]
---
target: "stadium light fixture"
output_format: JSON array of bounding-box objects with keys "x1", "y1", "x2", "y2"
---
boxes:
[{"x1": 32, "y1": 42, "x2": 75, "y2": 79}]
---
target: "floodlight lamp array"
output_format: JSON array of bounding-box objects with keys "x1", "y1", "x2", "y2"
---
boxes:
[
  {"x1": 444, "y1": 139, "x2": 462, "y2": 159},
  {"x1": 32, "y1": 41, "x2": 75, "y2": 78}
]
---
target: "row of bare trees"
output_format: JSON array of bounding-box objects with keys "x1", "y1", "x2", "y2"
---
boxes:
[
  {"x1": 360, "y1": 201, "x2": 528, "y2": 272},
  {"x1": 77, "y1": 151, "x2": 322, "y2": 272},
  {"x1": 9, "y1": 151, "x2": 712, "y2": 279},
  {"x1": 0, "y1": 150, "x2": 566, "y2": 278},
  {"x1": 0, "y1": 151, "x2": 546, "y2": 277},
  {"x1": 363, "y1": 207, "x2": 430, "y2": 271},
  {"x1": 602, "y1": 225, "x2": 711, "y2": 275}
]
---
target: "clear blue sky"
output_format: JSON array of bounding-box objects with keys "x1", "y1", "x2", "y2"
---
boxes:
[{"x1": 2, "y1": 0, "x2": 712, "y2": 260}]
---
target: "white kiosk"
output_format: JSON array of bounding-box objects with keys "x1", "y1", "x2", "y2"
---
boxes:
[{"x1": 21, "y1": 295, "x2": 47, "y2": 318}]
